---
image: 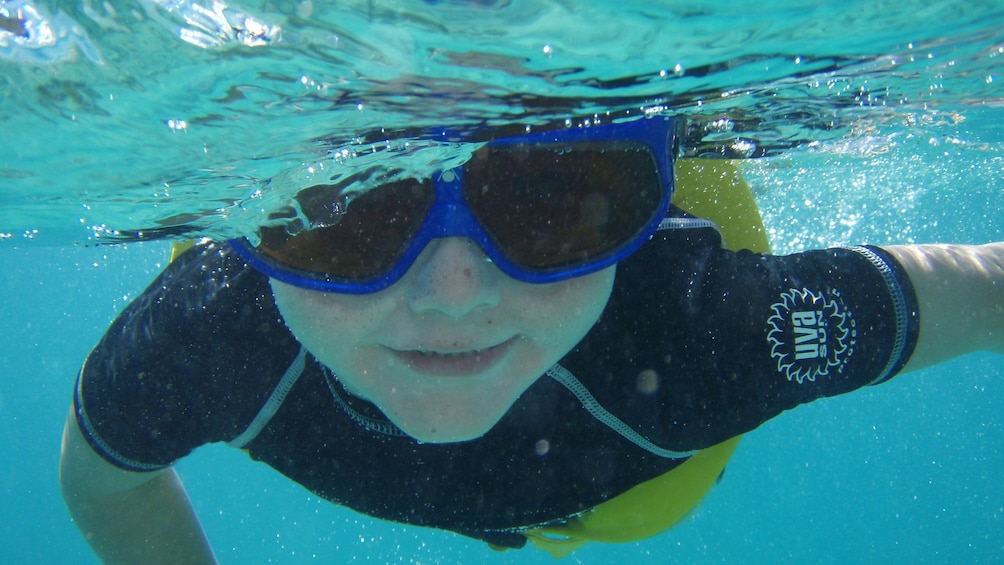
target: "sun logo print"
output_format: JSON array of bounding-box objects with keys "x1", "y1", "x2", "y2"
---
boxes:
[{"x1": 766, "y1": 288, "x2": 856, "y2": 384}]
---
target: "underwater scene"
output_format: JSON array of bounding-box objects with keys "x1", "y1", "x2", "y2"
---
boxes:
[{"x1": 2, "y1": 0, "x2": 1002, "y2": 563}]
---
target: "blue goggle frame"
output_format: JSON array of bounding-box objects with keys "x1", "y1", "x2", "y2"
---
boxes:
[{"x1": 231, "y1": 116, "x2": 682, "y2": 294}]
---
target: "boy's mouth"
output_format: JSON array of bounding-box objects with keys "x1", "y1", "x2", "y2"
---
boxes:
[{"x1": 389, "y1": 337, "x2": 517, "y2": 377}]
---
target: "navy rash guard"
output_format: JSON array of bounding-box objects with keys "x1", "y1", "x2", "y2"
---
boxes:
[{"x1": 73, "y1": 212, "x2": 919, "y2": 547}]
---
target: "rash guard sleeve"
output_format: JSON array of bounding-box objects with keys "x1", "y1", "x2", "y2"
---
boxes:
[
  {"x1": 72, "y1": 242, "x2": 299, "y2": 471},
  {"x1": 565, "y1": 218, "x2": 921, "y2": 451}
]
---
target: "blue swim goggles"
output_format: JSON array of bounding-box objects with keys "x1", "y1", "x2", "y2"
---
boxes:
[{"x1": 232, "y1": 116, "x2": 682, "y2": 294}]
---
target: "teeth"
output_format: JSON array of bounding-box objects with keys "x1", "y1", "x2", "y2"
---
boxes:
[{"x1": 417, "y1": 350, "x2": 482, "y2": 358}]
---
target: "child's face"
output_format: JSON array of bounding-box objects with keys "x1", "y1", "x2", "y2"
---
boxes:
[{"x1": 271, "y1": 235, "x2": 614, "y2": 443}]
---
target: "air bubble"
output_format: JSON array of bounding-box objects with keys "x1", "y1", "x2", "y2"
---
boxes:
[
  {"x1": 636, "y1": 369, "x2": 660, "y2": 395},
  {"x1": 535, "y1": 439, "x2": 550, "y2": 456}
]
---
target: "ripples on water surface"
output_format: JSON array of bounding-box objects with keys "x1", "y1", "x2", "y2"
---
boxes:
[{"x1": 1, "y1": 0, "x2": 1002, "y2": 245}]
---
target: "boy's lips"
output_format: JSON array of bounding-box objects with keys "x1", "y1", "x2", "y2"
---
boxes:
[{"x1": 388, "y1": 337, "x2": 518, "y2": 377}]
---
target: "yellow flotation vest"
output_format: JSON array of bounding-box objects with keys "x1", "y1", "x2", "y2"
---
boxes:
[
  {"x1": 520, "y1": 158, "x2": 770, "y2": 558},
  {"x1": 169, "y1": 239, "x2": 196, "y2": 262},
  {"x1": 169, "y1": 159, "x2": 769, "y2": 559}
]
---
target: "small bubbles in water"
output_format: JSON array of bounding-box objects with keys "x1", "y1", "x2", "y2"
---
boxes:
[
  {"x1": 731, "y1": 139, "x2": 756, "y2": 157},
  {"x1": 542, "y1": 43, "x2": 553, "y2": 57},
  {"x1": 636, "y1": 369, "x2": 660, "y2": 395},
  {"x1": 357, "y1": 103, "x2": 364, "y2": 111},
  {"x1": 534, "y1": 439, "x2": 550, "y2": 456},
  {"x1": 166, "y1": 118, "x2": 188, "y2": 132},
  {"x1": 709, "y1": 118, "x2": 734, "y2": 132}
]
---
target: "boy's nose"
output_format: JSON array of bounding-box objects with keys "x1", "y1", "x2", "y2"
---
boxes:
[{"x1": 406, "y1": 237, "x2": 502, "y2": 318}]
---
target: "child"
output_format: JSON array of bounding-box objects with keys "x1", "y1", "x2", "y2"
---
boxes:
[{"x1": 60, "y1": 117, "x2": 1004, "y2": 564}]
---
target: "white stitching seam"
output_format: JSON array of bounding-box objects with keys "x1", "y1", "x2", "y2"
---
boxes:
[
  {"x1": 546, "y1": 365, "x2": 697, "y2": 459},
  {"x1": 228, "y1": 347, "x2": 308, "y2": 448},
  {"x1": 321, "y1": 365, "x2": 409, "y2": 437}
]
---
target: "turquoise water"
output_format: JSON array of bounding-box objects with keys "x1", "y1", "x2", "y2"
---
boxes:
[{"x1": 2, "y1": 1, "x2": 1003, "y2": 563}]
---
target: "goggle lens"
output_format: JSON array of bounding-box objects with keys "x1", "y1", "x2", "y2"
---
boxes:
[
  {"x1": 257, "y1": 179, "x2": 433, "y2": 280},
  {"x1": 463, "y1": 142, "x2": 663, "y2": 270}
]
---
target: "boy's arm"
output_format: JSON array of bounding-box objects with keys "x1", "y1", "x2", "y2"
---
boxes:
[
  {"x1": 884, "y1": 242, "x2": 1004, "y2": 372},
  {"x1": 59, "y1": 409, "x2": 218, "y2": 565}
]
